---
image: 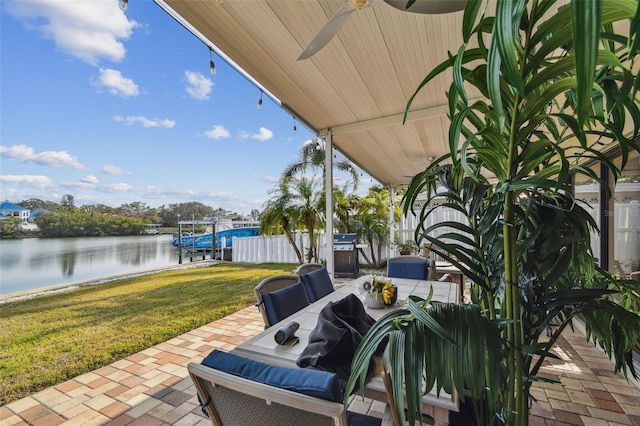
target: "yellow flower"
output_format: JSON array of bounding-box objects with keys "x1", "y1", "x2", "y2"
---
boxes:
[
  {"x1": 371, "y1": 277, "x2": 395, "y2": 305},
  {"x1": 382, "y1": 283, "x2": 394, "y2": 304}
]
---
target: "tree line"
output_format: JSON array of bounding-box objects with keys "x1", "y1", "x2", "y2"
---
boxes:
[{"x1": 1, "y1": 195, "x2": 249, "y2": 239}]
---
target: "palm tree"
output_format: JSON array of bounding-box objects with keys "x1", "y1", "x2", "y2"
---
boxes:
[
  {"x1": 260, "y1": 176, "x2": 325, "y2": 263},
  {"x1": 260, "y1": 180, "x2": 304, "y2": 264},
  {"x1": 291, "y1": 176, "x2": 325, "y2": 262},
  {"x1": 331, "y1": 186, "x2": 361, "y2": 234},
  {"x1": 352, "y1": 185, "x2": 400, "y2": 267},
  {"x1": 347, "y1": 1, "x2": 640, "y2": 425},
  {"x1": 282, "y1": 139, "x2": 360, "y2": 190}
]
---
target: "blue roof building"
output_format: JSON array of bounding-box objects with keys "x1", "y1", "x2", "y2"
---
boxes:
[{"x1": 0, "y1": 201, "x2": 30, "y2": 222}]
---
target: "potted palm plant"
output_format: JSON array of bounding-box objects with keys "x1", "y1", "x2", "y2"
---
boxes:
[
  {"x1": 395, "y1": 236, "x2": 419, "y2": 255},
  {"x1": 346, "y1": 1, "x2": 640, "y2": 425}
]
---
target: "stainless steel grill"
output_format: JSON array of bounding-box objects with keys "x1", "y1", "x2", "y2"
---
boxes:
[{"x1": 333, "y1": 233, "x2": 359, "y2": 278}]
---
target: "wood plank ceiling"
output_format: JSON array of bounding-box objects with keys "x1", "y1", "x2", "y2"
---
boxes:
[{"x1": 156, "y1": 0, "x2": 481, "y2": 188}]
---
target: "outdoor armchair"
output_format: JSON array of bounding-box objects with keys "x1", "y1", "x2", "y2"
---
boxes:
[
  {"x1": 295, "y1": 262, "x2": 324, "y2": 275},
  {"x1": 386, "y1": 255, "x2": 428, "y2": 280},
  {"x1": 189, "y1": 349, "x2": 386, "y2": 426},
  {"x1": 261, "y1": 282, "x2": 310, "y2": 327},
  {"x1": 299, "y1": 266, "x2": 335, "y2": 303},
  {"x1": 254, "y1": 274, "x2": 304, "y2": 328}
]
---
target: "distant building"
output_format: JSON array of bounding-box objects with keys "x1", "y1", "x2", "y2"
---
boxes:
[
  {"x1": 29, "y1": 208, "x2": 50, "y2": 222},
  {"x1": 0, "y1": 201, "x2": 30, "y2": 223}
]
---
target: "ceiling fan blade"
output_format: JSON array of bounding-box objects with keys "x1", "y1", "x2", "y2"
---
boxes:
[
  {"x1": 297, "y1": 1, "x2": 357, "y2": 61},
  {"x1": 383, "y1": 0, "x2": 467, "y2": 14}
]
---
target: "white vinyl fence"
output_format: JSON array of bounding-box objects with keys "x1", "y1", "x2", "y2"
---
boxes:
[
  {"x1": 232, "y1": 232, "x2": 391, "y2": 266},
  {"x1": 232, "y1": 233, "x2": 317, "y2": 264},
  {"x1": 231, "y1": 198, "x2": 639, "y2": 273}
]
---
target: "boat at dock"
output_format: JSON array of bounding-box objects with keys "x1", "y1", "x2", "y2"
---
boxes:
[{"x1": 171, "y1": 227, "x2": 260, "y2": 249}]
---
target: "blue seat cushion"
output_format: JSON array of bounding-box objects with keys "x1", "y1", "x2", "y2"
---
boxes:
[
  {"x1": 387, "y1": 261, "x2": 426, "y2": 279},
  {"x1": 262, "y1": 282, "x2": 310, "y2": 325},
  {"x1": 300, "y1": 267, "x2": 334, "y2": 303},
  {"x1": 202, "y1": 349, "x2": 343, "y2": 402}
]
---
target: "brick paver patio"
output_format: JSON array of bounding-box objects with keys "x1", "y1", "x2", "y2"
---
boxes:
[{"x1": 2, "y1": 302, "x2": 640, "y2": 425}]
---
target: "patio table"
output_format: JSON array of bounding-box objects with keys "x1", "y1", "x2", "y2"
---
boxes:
[
  {"x1": 435, "y1": 261, "x2": 466, "y2": 303},
  {"x1": 232, "y1": 275, "x2": 460, "y2": 425}
]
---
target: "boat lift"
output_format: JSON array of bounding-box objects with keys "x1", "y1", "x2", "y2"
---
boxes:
[{"x1": 176, "y1": 219, "x2": 217, "y2": 264}]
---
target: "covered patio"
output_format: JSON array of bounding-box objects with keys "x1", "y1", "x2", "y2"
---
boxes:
[
  {"x1": 4, "y1": 1, "x2": 639, "y2": 425},
  {"x1": 150, "y1": 0, "x2": 637, "y2": 279}
]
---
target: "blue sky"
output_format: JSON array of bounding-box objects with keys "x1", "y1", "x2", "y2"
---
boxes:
[{"x1": 0, "y1": 0, "x2": 373, "y2": 216}]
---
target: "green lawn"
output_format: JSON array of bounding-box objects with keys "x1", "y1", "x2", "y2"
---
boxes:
[{"x1": 0, "y1": 262, "x2": 295, "y2": 405}]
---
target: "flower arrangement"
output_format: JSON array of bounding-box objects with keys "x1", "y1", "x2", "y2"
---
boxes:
[{"x1": 371, "y1": 276, "x2": 397, "y2": 305}]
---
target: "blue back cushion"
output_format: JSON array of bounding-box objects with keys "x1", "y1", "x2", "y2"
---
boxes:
[
  {"x1": 387, "y1": 261, "x2": 426, "y2": 280},
  {"x1": 202, "y1": 349, "x2": 343, "y2": 402},
  {"x1": 262, "y1": 282, "x2": 310, "y2": 326},
  {"x1": 300, "y1": 267, "x2": 334, "y2": 303}
]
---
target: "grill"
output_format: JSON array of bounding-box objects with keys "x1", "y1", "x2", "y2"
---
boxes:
[{"x1": 333, "y1": 233, "x2": 359, "y2": 278}]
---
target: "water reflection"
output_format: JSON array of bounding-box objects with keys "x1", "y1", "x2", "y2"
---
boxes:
[
  {"x1": 61, "y1": 251, "x2": 77, "y2": 277},
  {"x1": 0, "y1": 235, "x2": 177, "y2": 296},
  {"x1": 116, "y1": 240, "x2": 159, "y2": 265}
]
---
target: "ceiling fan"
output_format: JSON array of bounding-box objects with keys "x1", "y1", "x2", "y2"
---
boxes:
[{"x1": 297, "y1": 0, "x2": 467, "y2": 61}]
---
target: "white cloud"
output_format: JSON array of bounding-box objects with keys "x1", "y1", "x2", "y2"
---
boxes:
[
  {"x1": 93, "y1": 68, "x2": 139, "y2": 97},
  {"x1": 61, "y1": 180, "x2": 134, "y2": 193},
  {"x1": 140, "y1": 187, "x2": 196, "y2": 199},
  {"x1": 251, "y1": 127, "x2": 274, "y2": 141},
  {"x1": 99, "y1": 183, "x2": 134, "y2": 193},
  {"x1": 185, "y1": 70, "x2": 213, "y2": 100},
  {"x1": 101, "y1": 165, "x2": 128, "y2": 176},
  {"x1": 5, "y1": 0, "x2": 138, "y2": 66},
  {"x1": 204, "y1": 125, "x2": 231, "y2": 140},
  {"x1": 0, "y1": 174, "x2": 53, "y2": 189},
  {"x1": 239, "y1": 128, "x2": 274, "y2": 141},
  {"x1": 81, "y1": 175, "x2": 99, "y2": 184},
  {"x1": 61, "y1": 181, "x2": 96, "y2": 189},
  {"x1": 114, "y1": 115, "x2": 176, "y2": 128},
  {"x1": 0, "y1": 144, "x2": 84, "y2": 170}
]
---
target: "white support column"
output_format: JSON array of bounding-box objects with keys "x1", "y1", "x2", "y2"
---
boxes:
[
  {"x1": 389, "y1": 185, "x2": 396, "y2": 257},
  {"x1": 322, "y1": 130, "x2": 335, "y2": 279},
  {"x1": 629, "y1": 200, "x2": 639, "y2": 271}
]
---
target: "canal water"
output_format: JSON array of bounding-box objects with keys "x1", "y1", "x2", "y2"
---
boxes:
[{"x1": 0, "y1": 235, "x2": 182, "y2": 298}]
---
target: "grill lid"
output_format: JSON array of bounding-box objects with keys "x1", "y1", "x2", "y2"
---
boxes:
[{"x1": 333, "y1": 233, "x2": 357, "y2": 244}]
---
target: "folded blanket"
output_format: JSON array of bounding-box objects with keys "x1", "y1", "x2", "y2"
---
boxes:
[{"x1": 296, "y1": 294, "x2": 385, "y2": 391}]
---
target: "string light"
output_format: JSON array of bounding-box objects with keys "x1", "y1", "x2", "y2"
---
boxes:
[
  {"x1": 293, "y1": 117, "x2": 297, "y2": 135},
  {"x1": 209, "y1": 47, "x2": 216, "y2": 75},
  {"x1": 119, "y1": 0, "x2": 128, "y2": 11},
  {"x1": 257, "y1": 91, "x2": 263, "y2": 109}
]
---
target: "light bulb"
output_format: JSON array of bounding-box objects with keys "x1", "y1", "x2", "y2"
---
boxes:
[
  {"x1": 257, "y1": 93, "x2": 263, "y2": 109},
  {"x1": 119, "y1": 0, "x2": 128, "y2": 11},
  {"x1": 209, "y1": 48, "x2": 216, "y2": 75}
]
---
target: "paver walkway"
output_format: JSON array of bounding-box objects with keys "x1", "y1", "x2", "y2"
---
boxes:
[{"x1": 2, "y1": 305, "x2": 640, "y2": 425}]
